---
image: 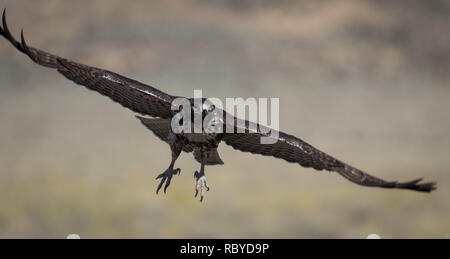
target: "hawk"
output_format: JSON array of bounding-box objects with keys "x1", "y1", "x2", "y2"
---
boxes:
[{"x1": 0, "y1": 10, "x2": 436, "y2": 202}]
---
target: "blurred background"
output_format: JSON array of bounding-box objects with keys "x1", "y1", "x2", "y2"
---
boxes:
[{"x1": 0, "y1": 0, "x2": 449, "y2": 238}]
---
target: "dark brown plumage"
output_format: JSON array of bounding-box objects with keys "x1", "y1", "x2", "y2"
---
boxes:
[{"x1": 0, "y1": 9, "x2": 436, "y2": 201}]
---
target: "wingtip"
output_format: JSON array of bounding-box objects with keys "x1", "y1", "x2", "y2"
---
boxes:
[
  {"x1": 2, "y1": 8, "x2": 7, "y2": 31},
  {"x1": 396, "y1": 178, "x2": 437, "y2": 193},
  {"x1": 1, "y1": 8, "x2": 8, "y2": 37},
  {"x1": 422, "y1": 182, "x2": 437, "y2": 192},
  {"x1": 20, "y1": 28, "x2": 32, "y2": 57},
  {"x1": 20, "y1": 28, "x2": 24, "y2": 43},
  {"x1": 0, "y1": 8, "x2": 25, "y2": 53}
]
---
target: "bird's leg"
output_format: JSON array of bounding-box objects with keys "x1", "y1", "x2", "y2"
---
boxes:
[
  {"x1": 155, "y1": 141, "x2": 182, "y2": 194},
  {"x1": 194, "y1": 162, "x2": 210, "y2": 202}
]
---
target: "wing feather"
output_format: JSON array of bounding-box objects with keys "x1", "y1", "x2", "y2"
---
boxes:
[
  {"x1": 223, "y1": 118, "x2": 436, "y2": 192},
  {"x1": 0, "y1": 9, "x2": 174, "y2": 118}
]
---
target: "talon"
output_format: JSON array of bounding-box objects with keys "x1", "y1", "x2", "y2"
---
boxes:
[
  {"x1": 156, "y1": 176, "x2": 166, "y2": 194},
  {"x1": 201, "y1": 183, "x2": 205, "y2": 201},
  {"x1": 155, "y1": 167, "x2": 180, "y2": 194},
  {"x1": 194, "y1": 169, "x2": 210, "y2": 202},
  {"x1": 164, "y1": 175, "x2": 172, "y2": 193}
]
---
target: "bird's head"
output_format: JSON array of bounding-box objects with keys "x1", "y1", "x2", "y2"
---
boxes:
[
  {"x1": 190, "y1": 98, "x2": 223, "y2": 133},
  {"x1": 191, "y1": 98, "x2": 216, "y2": 119}
]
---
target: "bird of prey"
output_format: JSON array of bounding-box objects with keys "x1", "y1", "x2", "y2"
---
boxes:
[{"x1": 0, "y1": 10, "x2": 436, "y2": 202}]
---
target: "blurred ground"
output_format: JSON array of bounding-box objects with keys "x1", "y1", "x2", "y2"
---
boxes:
[{"x1": 0, "y1": 0, "x2": 449, "y2": 238}]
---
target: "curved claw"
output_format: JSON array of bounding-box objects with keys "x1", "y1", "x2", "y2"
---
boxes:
[
  {"x1": 156, "y1": 175, "x2": 167, "y2": 194},
  {"x1": 155, "y1": 167, "x2": 181, "y2": 194},
  {"x1": 163, "y1": 173, "x2": 174, "y2": 193},
  {"x1": 194, "y1": 174, "x2": 210, "y2": 202}
]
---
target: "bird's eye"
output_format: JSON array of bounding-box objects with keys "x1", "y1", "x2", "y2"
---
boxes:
[{"x1": 208, "y1": 105, "x2": 215, "y2": 112}]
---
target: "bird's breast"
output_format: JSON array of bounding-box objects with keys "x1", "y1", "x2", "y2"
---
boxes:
[{"x1": 183, "y1": 132, "x2": 218, "y2": 144}]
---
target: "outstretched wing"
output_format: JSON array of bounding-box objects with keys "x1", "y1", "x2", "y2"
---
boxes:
[
  {"x1": 222, "y1": 117, "x2": 436, "y2": 192},
  {"x1": 0, "y1": 10, "x2": 175, "y2": 119}
]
